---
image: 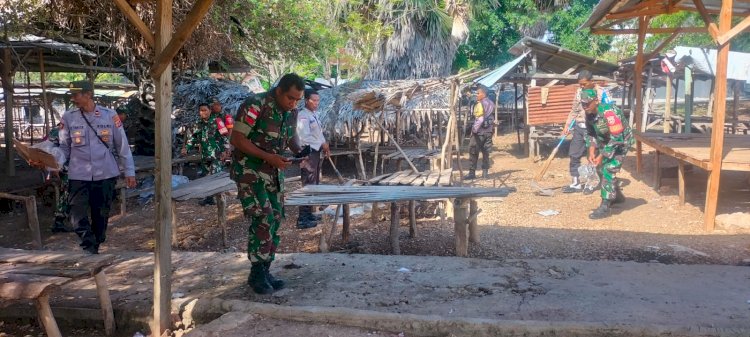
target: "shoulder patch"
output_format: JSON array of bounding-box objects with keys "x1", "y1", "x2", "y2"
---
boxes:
[
  {"x1": 113, "y1": 115, "x2": 122, "y2": 128},
  {"x1": 245, "y1": 106, "x2": 260, "y2": 126},
  {"x1": 604, "y1": 110, "x2": 623, "y2": 135}
]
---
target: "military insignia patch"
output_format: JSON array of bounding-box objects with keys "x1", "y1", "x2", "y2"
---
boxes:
[
  {"x1": 245, "y1": 106, "x2": 259, "y2": 126},
  {"x1": 604, "y1": 110, "x2": 624, "y2": 135},
  {"x1": 94, "y1": 110, "x2": 101, "y2": 117},
  {"x1": 113, "y1": 115, "x2": 122, "y2": 128}
]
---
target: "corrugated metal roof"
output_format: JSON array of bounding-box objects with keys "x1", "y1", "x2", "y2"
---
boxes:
[
  {"x1": 509, "y1": 37, "x2": 618, "y2": 76},
  {"x1": 526, "y1": 85, "x2": 578, "y2": 126},
  {"x1": 581, "y1": 0, "x2": 750, "y2": 31},
  {"x1": 474, "y1": 52, "x2": 529, "y2": 87}
]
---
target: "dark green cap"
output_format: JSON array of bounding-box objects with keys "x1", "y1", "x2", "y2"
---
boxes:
[{"x1": 68, "y1": 81, "x2": 93, "y2": 93}]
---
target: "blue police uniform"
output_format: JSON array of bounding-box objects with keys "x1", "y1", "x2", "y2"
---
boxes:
[{"x1": 59, "y1": 105, "x2": 135, "y2": 253}]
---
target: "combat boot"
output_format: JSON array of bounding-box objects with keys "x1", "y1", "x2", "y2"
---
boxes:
[
  {"x1": 588, "y1": 200, "x2": 611, "y2": 220},
  {"x1": 463, "y1": 170, "x2": 476, "y2": 180},
  {"x1": 264, "y1": 262, "x2": 285, "y2": 290},
  {"x1": 612, "y1": 188, "x2": 625, "y2": 205},
  {"x1": 482, "y1": 169, "x2": 489, "y2": 178},
  {"x1": 248, "y1": 263, "x2": 274, "y2": 294},
  {"x1": 50, "y1": 216, "x2": 72, "y2": 233}
]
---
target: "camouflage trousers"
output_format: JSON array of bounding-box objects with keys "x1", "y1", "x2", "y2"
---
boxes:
[
  {"x1": 599, "y1": 151, "x2": 627, "y2": 201},
  {"x1": 54, "y1": 172, "x2": 70, "y2": 225},
  {"x1": 237, "y1": 179, "x2": 284, "y2": 263},
  {"x1": 199, "y1": 158, "x2": 224, "y2": 177}
]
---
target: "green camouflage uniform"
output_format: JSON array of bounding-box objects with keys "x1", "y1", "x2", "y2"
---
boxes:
[
  {"x1": 187, "y1": 113, "x2": 228, "y2": 176},
  {"x1": 47, "y1": 127, "x2": 70, "y2": 226},
  {"x1": 231, "y1": 94, "x2": 298, "y2": 263},
  {"x1": 585, "y1": 102, "x2": 634, "y2": 201}
]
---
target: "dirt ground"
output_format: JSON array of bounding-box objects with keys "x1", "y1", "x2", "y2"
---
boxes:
[{"x1": 1, "y1": 129, "x2": 750, "y2": 336}]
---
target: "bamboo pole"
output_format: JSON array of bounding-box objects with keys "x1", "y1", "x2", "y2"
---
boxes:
[
  {"x1": 704, "y1": 0, "x2": 732, "y2": 231},
  {"x1": 634, "y1": 16, "x2": 649, "y2": 174}
]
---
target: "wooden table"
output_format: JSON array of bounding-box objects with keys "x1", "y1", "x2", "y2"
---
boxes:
[
  {"x1": 0, "y1": 193, "x2": 41, "y2": 248},
  {"x1": 286, "y1": 185, "x2": 515, "y2": 257},
  {"x1": 0, "y1": 248, "x2": 116, "y2": 337}
]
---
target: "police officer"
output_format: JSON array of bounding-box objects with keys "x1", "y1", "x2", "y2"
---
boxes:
[
  {"x1": 181, "y1": 101, "x2": 229, "y2": 205},
  {"x1": 464, "y1": 85, "x2": 495, "y2": 180},
  {"x1": 230, "y1": 73, "x2": 306, "y2": 294},
  {"x1": 58, "y1": 81, "x2": 136, "y2": 253},
  {"x1": 562, "y1": 70, "x2": 613, "y2": 194},
  {"x1": 295, "y1": 89, "x2": 330, "y2": 229},
  {"x1": 580, "y1": 88, "x2": 633, "y2": 219}
]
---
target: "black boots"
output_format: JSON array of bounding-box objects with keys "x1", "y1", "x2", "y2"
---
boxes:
[
  {"x1": 612, "y1": 188, "x2": 625, "y2": 204},
  {"x1": 248, "y1": 263, "x2": 273, "y2": 294},
  {"x1": 589, "y1": 200, "x2": 611, "y2": 219},
  {"x1": 264, "y1": 262, "x2": 285, "y2": 290},
  {"x1": 463, "y1": 170, "x2": 476, "y2": 180},
  {"x1": 199, "y1": 196, "x2": 215, "y2": 206},
  {"x1": 482, "y1": 169, "x2": 489, "y2": 178},
  {"x1": 50, "y1": 216, "x2": 72, "y2": 233},
  {"x1": 248, "y1": 262, "x2": 285, "y2": 294}
]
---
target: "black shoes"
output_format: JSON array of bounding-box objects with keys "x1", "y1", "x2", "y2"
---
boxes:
[
  {"x1": 248, "y1": 262, "x2": 274, "y2": 294},
  {"x1": 264, "y1": 262, "x2": 285, "y2": 290},
  {"x1": 482, "y1": 169, "x2": 489, "y2": 178},
  {"x1": 296, "y1": 213, "x2": 320, "y2": 229},
  {"x1": 83, "y1": 244, "x2": 99, "y2": 255},
  {"x1": 199, "y1": 196, "x2": 216, "y2": 206},
  {"x1": 612, "y1": 189, "x2": 626, "y2": 204},
  {"x1": 589, "y1": 200, "x2": 611, "y2": 219},
  {"x1": 463, "y1": 171, "x2": 476, "y2": 180}
]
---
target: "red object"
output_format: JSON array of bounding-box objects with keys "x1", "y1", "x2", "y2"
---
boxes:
[
  {"x1": 215, "y1": 117, "x2": 229, "y2": 136},
  {"x1": 224, "y1": 114, "x2": 234, "y2": 129}
]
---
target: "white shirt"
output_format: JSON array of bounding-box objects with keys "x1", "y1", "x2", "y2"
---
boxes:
[{"x1": 296, "y1": 107, "x2": 326, "y2": 151}]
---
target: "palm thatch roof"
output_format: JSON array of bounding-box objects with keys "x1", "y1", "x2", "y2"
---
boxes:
[{"x1": 173, "y1": 78, "x2": 253, "y2": 127}]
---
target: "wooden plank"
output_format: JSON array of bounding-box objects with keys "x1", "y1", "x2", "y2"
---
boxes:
[
  {"x1": 705, "y1": 0, "x2": 732, "y2": 232},
  {"x1": 0, "y1": 264, "x2": 93, "y2": 279},
  {"x1": 151, "y1": 0, "x2": 216, "y2": 77},
  {"x1": 0, "y1": 249, "x2": 115, "y2": 275},
  {"x1": 24, "y1": 197, "x2": 42, "y2": 249},
  {"x1": 112, "y1": 0, "x2": 155, "y2": 47},
  {"x1": 424, "y1": 172, "x2": 440, "y2": 187},
  {"x1": 468, "y1": 199, "x2": 479, "y2": 243},
  {"x1": 368, "y1": 173, "x2": 393, "y2": 185},
  {"x1": 0, "y1": 273, "x2": 65, "y2": 300},
  {"x1": 454, "y1": 198, "x2": 468, "y2": 257},
  {"x1": 437, "y1": 170, "x2": 453, "y2": 186},
  {"x1": 396, "y1": 172, "x2": 421, "y2": 185},
  {"x1": 380, "y1": 170, "x2": 410, "y2": 185},
  {"x1": 411, "y1": 171, "x2": 430, "y2": 186},
  {"x1": 678, "y1": 161, "x2": 686, "y2": 205}
]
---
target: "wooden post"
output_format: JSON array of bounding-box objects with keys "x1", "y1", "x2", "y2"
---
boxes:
[
  {"x1": 468, "y1": 199, "x2": 478, "y2": 243},
  {"x1": 427, "y1": 110, "x2": 434, "y2": 150},
  {"x1": 39, "y1": 50, "x2": 51, "y2": 136},
  {"x1": 453, "y1": 198, "x2": 468, "y2": 257},
  {"x1": 94, "y1": 271, "x2": 116, "y2": 336},
  {"x1": 171, "y1": 202, "x2": 178, "y2": 246},
  {"x1": 653, "y1": 151, "x2": 661, "y2": 190},
  {"x1": 119, "y1": 188, "x2": 127, "y2": 218},
  {"x1": 408, "y1": 200, "x2": 416, "y2": 238},
  {"x1": 342, "y1": 204, "x2": 350, "y2": 243},
  {"x1": 732, "y1": 80, "x2": 740, "y2": 134},
  {"x1": 217, "y1": 192, "x2": 227, "y2": 248},
  {"x1": 2, "y1": 41, "x2": 15, "y2": 177},
  {"x1": 706, "y1": 78, "x2": 715, "y2": 118},
  {"x1": 664, "y1": 76, "x2": 672, "y2": 133},
  {"x1": 684, "y1": 66, "x2": 694, "y2": 134},
  {"x1": 34, "y1": 293, "x2": 62, "y2": 337},
  {"x1": 705, "y1": 0, "x2": 732, "y2": 231},
  {"x1": 152, "y1": 0, "x2": 173, "y2": 334},
  {"x1": 24, "y1": 196, "x2": 42, "y2": 249},
  {"x1": 678, "y1": 161, "x2": 686, "y2": 205},
  {"x1": 634, "y1": 16, "x2": 649, "y2": 175},
  {"x1": 494, "y1": 84, "x2": 500, "y2": 136},
  {"x1": 389, "y1": 202, "x2": 400, "y2": 255},
  {"x1": 641, "y1": 66, "x2": 654, "y2": 132}
]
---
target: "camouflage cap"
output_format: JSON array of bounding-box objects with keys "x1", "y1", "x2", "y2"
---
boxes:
[
  {"x1": 580, "y1": 88, "x2": 597, "y2": 104},
  {"x1": 68, "y1": 81, "x2": 93, "y2": 94}
]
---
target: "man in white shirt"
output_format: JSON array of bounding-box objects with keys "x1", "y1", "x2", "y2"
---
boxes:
[{"x1": 296, "y1": 89, "x2": 330, "y2": 228}]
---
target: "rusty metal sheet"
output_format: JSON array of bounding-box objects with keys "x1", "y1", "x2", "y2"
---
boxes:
[{"x1": 527, "y1": 85, "x2": 578, "y2": 126}]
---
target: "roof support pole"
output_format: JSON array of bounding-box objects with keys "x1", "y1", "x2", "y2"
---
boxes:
[
  {"x1": 634, "y1": 16, "x2": 649, "y2": 174},
  {"x1": 704, "y1": 0, "x2": 733, "y2": 231},
  {"x1": 152, "y1": 0, "x2": 173, "y2": 335},
  {"x1": 2, "y1": 33, "x2": 15, "y2": 177}
]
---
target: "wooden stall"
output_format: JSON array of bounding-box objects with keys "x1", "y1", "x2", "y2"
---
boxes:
[{"x1": 582, "y1": 0, "x2": 750, "y2": 230}]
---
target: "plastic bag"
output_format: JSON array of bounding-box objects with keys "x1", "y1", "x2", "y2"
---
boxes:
[{"x1": 577, "y1": 163, "x2": 600, "y2": 191}]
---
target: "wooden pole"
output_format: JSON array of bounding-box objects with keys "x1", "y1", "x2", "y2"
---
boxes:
[
  {"x1": 217, "y1": 192, "x2": 227, "y2": 248},
  {"x1": 2, "y1": 39, "x2": 15, "y2": 177},
  {"x1": 704, "y1": 0, "x2": 732, "y2": 231},
  {"x1": 468, "y1": 199, "x2": 478, "y2": 243},
  {"x1": 408, "y1": 200, "x2": 416, "y2": 238},
  {"x1": 150, "y1": 0, "x2": 217, "y2": 77},
  {"x1": 494, "y1": 85, "x2": 500, "y2": 136},
  {"x1": 706, "y1": 78, "x2": 715, "y2": 118},
  {"x1": 94, "y1": 272, "x2": 116, "y2": 336},
  {"x1": 664, "y1": 76, "x2": 672, "y2": 133},
  {"x1": 732, "y1": 80, "x2": 740, "y2": 134},
  {"x1": 112, "y1": 0, "x2": 155, "y2": 47},
  {"x1": 389, "y1": 202, "x2": 400, "y2": 255},
  {"x1": 34, "y1": 294, "x2": 62, "y2": 337},
  {"x1": 39, "y1": 50, "x2": 50, "y2": 136},
  {"x1": 152, "y1": 0, "x2": 173, "y2": 335},
  {"x1": 453, "y1": 198, "x2": 468, "y2": 257},
  {"x1": 684, "y1": 66, "x2": 694, "y2": 133},
  {"x1": 24, "y1": 196, "x2": 42, "y2": 249},
  {"x1": 641, "y1": 66, "x2": 654, "y2": 132},
  {"x1": 634, "y1": 16, "x2": 649, "y2": 174}
]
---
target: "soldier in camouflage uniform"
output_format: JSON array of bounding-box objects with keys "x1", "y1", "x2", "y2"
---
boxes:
[
  {"x1": 182, "y1": 102, "x2": 229, "y2": 205},
  {"x1": 47, "y1": 124, "x2": 73, "y2": 233},
  {"x1": 230, "y1": 73, "x2": 306, "y2": 294},
  {"x1": 580, "y1": 89, "x2": 634, "y2": 219}
]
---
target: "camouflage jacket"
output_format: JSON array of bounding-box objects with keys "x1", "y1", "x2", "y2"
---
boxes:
[
  {"x1": 585, "y1": 103, "x2": 634, "y2": 159},
  {"x1": 187, "y1": 113, "x2": 228, "y2": 161},
  {"x1": 231, "y1": 94, "x2": 299, "y2": 190}
]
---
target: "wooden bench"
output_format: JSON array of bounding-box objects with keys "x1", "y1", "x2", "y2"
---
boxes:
[
  {"x1": 0, "y1": 248, "x2": 116, "y2": 337},
  {"x1": 0, "y1": 193, "x2": 42, "y2": 248}
]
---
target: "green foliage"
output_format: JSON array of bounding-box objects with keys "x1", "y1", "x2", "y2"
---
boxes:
[
  {"x1": 547, "y1": 0, "x2": 612, "y2": 57},
  {"x1": 453, "y1": 4, "x2": 521, "y2": 69}
]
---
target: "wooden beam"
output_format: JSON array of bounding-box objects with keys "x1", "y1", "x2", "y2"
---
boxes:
[
  {"x1": 704, "y1": 0, "x2": 732, "y2": 231},
  {"x1": 645, "y1": 31, "x2": 680, "y2": 60},
  {"x1": 150, "y1": 0, "x2": 216, "y2": 77},
  {"x1": 112, "y1": 0, "x2": 155, "y2": 47},
  {"x1": 634, "y1": 16, "x2": 649, "y2": 174},
  {"x1": 591, "y1": 27, "x2": 708, "y2": 35},
  {"x1": 544, "y1": 65, "x2": 582, "y2": 87},
  {"x1": 606, "y1": 5, "x2": 669, "y2": 20},
  {"x1": 27, "y1": 60, "x2": 125, "y2": 73},
  {"x1": 692, "y1": 0, "x2": 721, "y2": 41},
  {"x1": 2, "y1": 41, "x2": 15, "y2": 177},
  {"x1": 717, "y1": 14, "x2": 750, "y2": 45},
  {"x1": 152, "y1": 0, "x2": 173, "y2": 335}
]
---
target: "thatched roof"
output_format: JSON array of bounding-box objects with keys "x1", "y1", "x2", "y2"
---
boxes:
[{"x1": 172, "y1": 78, "x2": 253, "y2": 128}]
